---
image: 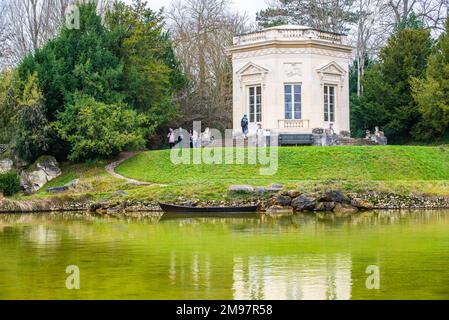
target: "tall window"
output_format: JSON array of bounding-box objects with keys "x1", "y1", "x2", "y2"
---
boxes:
[
  {"x1": 249, "y1": 86, "x2": 262, "y2": 123},
  {"x1": 284, "y1": 84, "x2": 301, "y2": 119},
  {"x1": 324, "y1": 85, "x2": 335, "y2": 122}
]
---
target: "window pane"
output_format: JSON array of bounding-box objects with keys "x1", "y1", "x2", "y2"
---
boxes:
[
  {"x1": 285, "y1": 84, "x2": 301, "y2": 120},
  {"x1": 256, "y1": 86, "x2": 261, "y2": 95},
  {"x1": 284, "y1": 85, "x2": 291, "y2": 119},
  {"x1": 294, "y1": 103, "x2": 301, "y2": 119},
  {"x1": 324, "y1": 85, "x2": 336, "y2": 123},
  {"x1": 294, "y1": 85, "x2": 301, "y2": 94},
  {"x1": 294, "y1": 85, "x2": 301, "y2": 119},
  {"x1": 249, "y1": 86, "x2": 254, "y2": 122},
  {"x1": 324, "y1": 86, "x2": 328, "y2": 121}
]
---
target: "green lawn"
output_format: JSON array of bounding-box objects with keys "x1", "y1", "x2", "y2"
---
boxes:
[
  {"x1": 116, "y1": 146, "x2": 449, "y2": 183},
  {"x1": 18, "y1": 145, "x2": 449, "y2": 203}
]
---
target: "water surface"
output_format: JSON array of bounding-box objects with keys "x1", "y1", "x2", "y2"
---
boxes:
[{"x1": 0, "y1": 210, "x2": 448, "y2": 300}]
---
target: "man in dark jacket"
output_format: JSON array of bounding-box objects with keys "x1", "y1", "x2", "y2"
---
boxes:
[{"x1": 241, "y1": 115, "x2": 249, "y2": 138}]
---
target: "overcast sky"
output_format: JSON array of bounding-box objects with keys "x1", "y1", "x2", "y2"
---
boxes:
[{"x1": 123, "y1": 0, "x2": 269, "y2": 22}]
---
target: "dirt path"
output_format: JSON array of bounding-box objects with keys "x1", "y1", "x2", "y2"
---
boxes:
[{"x1": 105, "y1": 152, "x2": 153, "y2": 186}]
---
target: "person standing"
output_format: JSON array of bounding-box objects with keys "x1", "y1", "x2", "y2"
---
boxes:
[
  {"x1": 167, "y1": 128, "x2": 176, "y2": 148},
  {"x1": 202, "y1": 128, "x2": 211, "y2": 146},
  {"x1": 178, "y1": 127, "x2": 184, "y2": 143},
  {"x1": 192, "y1": 130, "x2": 199, "y2": 148},
  {"x1": 189, "y1": 130, "x2": 194, "y2": 148},
  {"x1": 241, "y1": 115, "x2": 249, "y2": 138}
]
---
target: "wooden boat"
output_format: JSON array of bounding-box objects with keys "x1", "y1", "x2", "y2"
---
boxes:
[{"x1": 159, "y1": 203, "x2": 260, "y2": 214}]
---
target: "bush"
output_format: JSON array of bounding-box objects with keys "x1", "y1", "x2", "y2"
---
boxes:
[
  {"x1": 0, "y1": 172, "x2": 21, "y2": 196},
  {"x1": 54, "y1": 94, "x2": 147, "y2": 161}
]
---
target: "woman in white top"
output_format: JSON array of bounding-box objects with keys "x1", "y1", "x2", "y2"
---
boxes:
[
  {"x1": 192, "y1": 130, "x2": 199, "y2": 148},
  {"x1": 167, "y1": 128, "x2": 176, "y2": 148}
]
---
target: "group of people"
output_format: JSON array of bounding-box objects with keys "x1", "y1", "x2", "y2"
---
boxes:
[
  {"x1": 167, "y1": 127, "x2": 212, "y2": 149},
  {"x1": 166, "y1": 115, "x2": 260, "y2": 149}
]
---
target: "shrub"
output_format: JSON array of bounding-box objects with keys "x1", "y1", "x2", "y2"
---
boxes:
[
  {"x1": 0, "y1": 172, "x2": 21, "y2": 196},
  {"x1": 54, "y1": 94, "x2": 147, "y2": 161}
]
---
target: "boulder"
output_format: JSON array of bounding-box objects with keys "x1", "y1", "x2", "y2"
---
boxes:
[
  {"x1": 350, "y1": 198, "x2": 374, "y2": 210},
  {"x1": 254, "y1": 187, "x2": 270, "y2": 195},
  {"x1": 47, "y1": 186, "x2": 69, "y2": 194},
  {"x1": 315, "y1": 201, "x2": 337, "y2": 212},
  {"x1": 270, "y1": 183, "x2": 284, "y2": 190},
  {"x1": 65, "y1": 179, "x2": 80, "y2": 190},
  {"x1": 20, "y1": 156, "x2": 62, "y2": 194},
  {"x1": 287, "y1": 190, "x2": 301, "y2": 198},
  {"x1": 0, "y1": 159, "x2": 13, "y2": 173},
  {"x1": 314, "y1": 202, "x2": 326, "y2": 211},
  {"x1": 291, "y1": 194, "x2": 317, "y2": 211},
  {"x1": 275, "y1": 195, "x2": 292, "y2": 206},
  {"x1": 324, "y1": 202, "x2": 336, "y2": 211},
  {"x1": 47, "y1": 179, "x2": 80, "y2": 194},
  {"x1": 229, "y1": 185, "x2": 255, "y2": 194},
  {"x1": 333, "y1": 203, "x2": 359, "y2": 214},
  {"x1": 319, "y1": 190, "x2": 351, "y2": 204}
]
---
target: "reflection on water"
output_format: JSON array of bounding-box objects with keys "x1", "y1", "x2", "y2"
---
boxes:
[
  {"x1": 233, "y1": 254, "x2": 351, "y2": 300},
  {"x1": 0, "y1": 210, "x2": 448, "y2": 300},
  {"x1": 24, "y1": 224, "x2": 61, "y2": 246}
]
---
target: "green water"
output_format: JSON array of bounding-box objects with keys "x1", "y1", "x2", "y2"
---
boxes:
[{"x1": 0, "y1": 210, "x2": 448, "y2": 300}]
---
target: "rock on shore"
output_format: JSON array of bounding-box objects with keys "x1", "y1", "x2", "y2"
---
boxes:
[
  {"x1": 266, "y1": 189, "x2": 449, "y2": 214},
  {"x1": 20, "y1": 156, "x2": 62, "y2": 194}
]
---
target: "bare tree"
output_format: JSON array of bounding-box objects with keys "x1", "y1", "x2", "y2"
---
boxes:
[
  {"x1": 166, "y1": 0, "x2": 249, "y2": 129},
  {"x1": 351, "y1": 0, "x2": 392, "y2": 95},
  {"x1": 385, "y1": 0, "x2": 448, "y2": 32},
  {"x1": 0, "y1": 0, "x2": 12, "y2": 69},
  {"x1": 350, "y1": 0, "x2": 448, "y2": 95},
  {"x1": 3, "y1": 0, "x2": 114, "y2": 66}
]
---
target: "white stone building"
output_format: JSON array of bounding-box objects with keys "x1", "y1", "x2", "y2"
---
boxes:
[{"x1": 228, "y1": 25, "x2": 353, "y2": 141}]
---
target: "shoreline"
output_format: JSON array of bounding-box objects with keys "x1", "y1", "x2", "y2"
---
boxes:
[{"x1": 2, "y1": 190, "x2": 449, "y2": 214}]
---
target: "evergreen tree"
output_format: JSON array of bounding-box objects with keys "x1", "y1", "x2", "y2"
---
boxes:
[
  {"x1": 256, "y1": 0, "x2": 357, "y2": 33},
  {"x1": 106, "y1": 0, "x2": 186, "y2": 126},
  {"x1": 351, "y1": 18, "x2": 432, "y2": 142},
  {"x1": 14, "y1": 2, "x2": 185, "y2": 161},
  {"x1": 412, "y1": 18, "x2": 449, "y2": 141},
  {"x1": 13, "y1": 73, "x2": 50, "y2": 162},
  {"x1": 0, "y1": 70, "x2": 20, "y2": 144}
]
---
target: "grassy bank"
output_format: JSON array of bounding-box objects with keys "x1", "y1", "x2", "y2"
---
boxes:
[
  {"x1": 116, "y1": 146, "x2": 449, "y2": 182},
  {"x1": 15, "y1": 146, "x2": 449, "y2": 203}
]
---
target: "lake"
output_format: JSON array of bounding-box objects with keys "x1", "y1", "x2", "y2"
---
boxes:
[{"x1": 0, "y1": 210, "x2": 448, "y2": 300}]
